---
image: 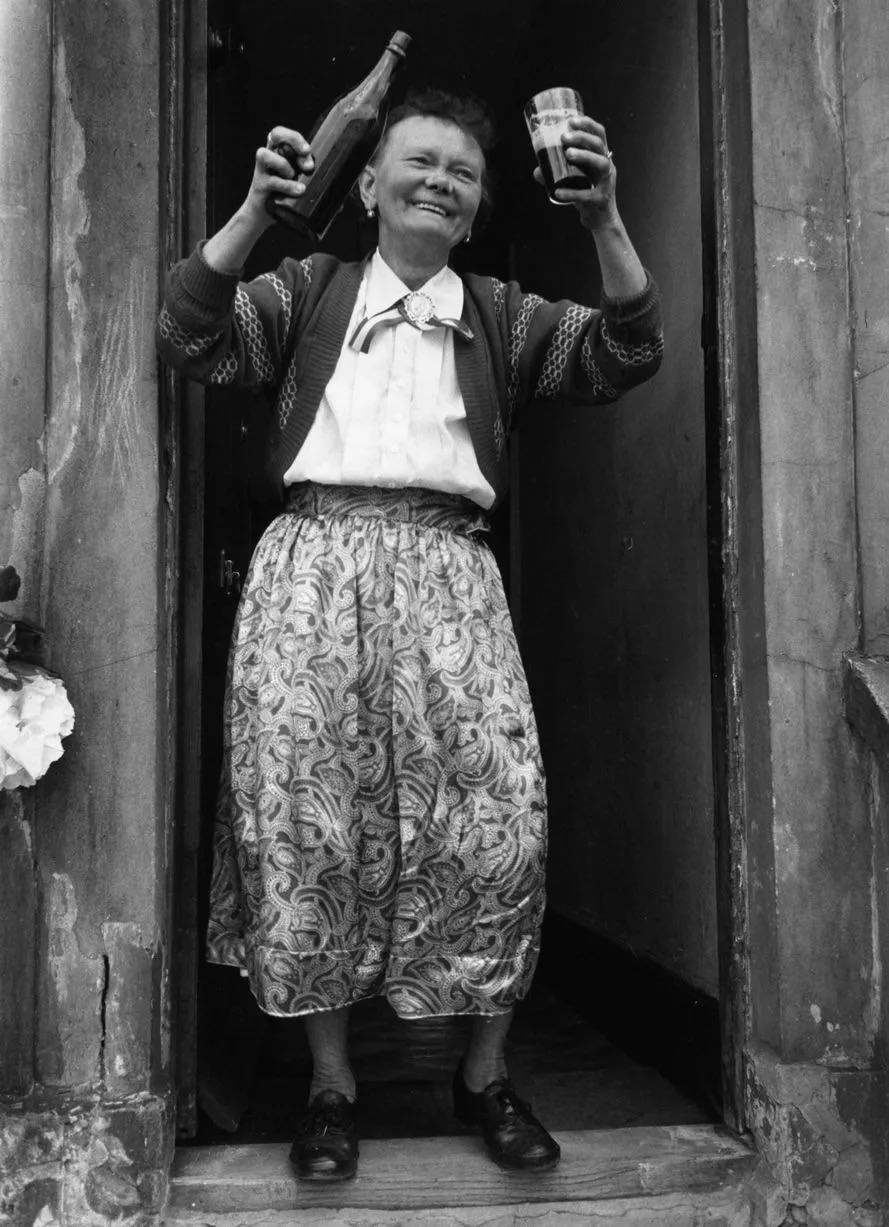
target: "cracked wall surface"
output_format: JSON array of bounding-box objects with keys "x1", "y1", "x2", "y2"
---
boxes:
[
  {"x1": 745, "y1": 1042, "x2": 888, "y2": 1224},
  {"x1": 31, "y1": 0, "x2": 167, "y2": 1096},
  {"x1": 740, "y1": 0, "x2": 889, "y2": 1214},
  {"x1": 746, "y1": 0, "x2": 877, "y2": 1067},
  {"x1": 1, "y1": 0, "x2": 172, "y2": 1220}
]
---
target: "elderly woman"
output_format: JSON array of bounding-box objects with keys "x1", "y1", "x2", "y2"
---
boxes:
[{"x1": 158, "y1": 88, "x2": 662, "y2": 1181}]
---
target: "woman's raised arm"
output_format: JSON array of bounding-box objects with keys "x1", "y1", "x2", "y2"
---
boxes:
[
  {"x1": 203, "y1": 126, "x2": 315, "y2": 272},
  {"x1": 535, "y1": 114, "x2": 648, "y2": 300}
]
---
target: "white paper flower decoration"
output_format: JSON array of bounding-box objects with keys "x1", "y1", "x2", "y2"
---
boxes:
[{"x1": 0, "y1": 665, "x2": 75, "y2": 791}]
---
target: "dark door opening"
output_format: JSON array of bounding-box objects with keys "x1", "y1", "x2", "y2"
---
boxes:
[{"x1": 176, "y1": 0, "x2": 722, "y2": 1143}]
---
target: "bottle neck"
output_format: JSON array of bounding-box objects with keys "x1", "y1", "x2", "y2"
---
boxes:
[{"x1": 350, "y1": 48, "x2": 401, "y2": 110}]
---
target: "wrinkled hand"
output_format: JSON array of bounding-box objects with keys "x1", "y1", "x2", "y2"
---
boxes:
[
  {"x1": 243, "y1": 126, "x2": 315, "y2": 226},
  {"x1": 533, "y1": 115, "x2": 618, "y2": 231}
]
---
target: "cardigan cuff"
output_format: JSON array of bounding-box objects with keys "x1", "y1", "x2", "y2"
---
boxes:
[
  {"x1": 175, "y1": 241, "x2": 243, "y2": 314},
  {"x1": 601, "y1": 270, "x2": 660, "y2": 325}
]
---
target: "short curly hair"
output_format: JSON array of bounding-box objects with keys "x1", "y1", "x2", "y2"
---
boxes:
[
  {"x1": 372, "y1": 87, "x2": 497, "y2": 224},
  {"x1": 381, "y1": 88, "x2": 496, "y2": 153}
]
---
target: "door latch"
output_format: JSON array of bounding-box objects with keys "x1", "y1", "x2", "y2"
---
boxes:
[{"x1": 218, "y1": 550, "x2": 241, "y2": 597}]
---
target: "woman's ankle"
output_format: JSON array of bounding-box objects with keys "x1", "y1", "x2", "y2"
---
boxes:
[
  {"x1": 460, "y1": 1054, "x2": 508, "y2": 1093},
  {"x1": 304, "y1": 1006, "x2": 355, "y2": 1102},
  {"x1": 308, "y1": 1069, "x2": 356, "y2": 1103}
]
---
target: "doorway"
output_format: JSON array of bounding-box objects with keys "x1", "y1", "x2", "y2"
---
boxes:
[{"x1": 175, "y1": 0, "x2": 724, "y2": 1146}]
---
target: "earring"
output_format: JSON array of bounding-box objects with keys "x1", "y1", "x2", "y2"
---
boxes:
[
  {"x1": 464, "y1": 229, "x2": 472, "y2": 244},
  {"x1": 366, "y1": 205, "x2": 376, "y2": 219}
]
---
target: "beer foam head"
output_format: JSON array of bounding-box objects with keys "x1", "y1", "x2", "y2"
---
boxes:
[{"x1": 527, "y1": 108, "x2": 577, "y2": 149}]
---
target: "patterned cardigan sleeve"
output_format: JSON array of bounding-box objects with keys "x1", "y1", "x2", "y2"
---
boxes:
[
  {"x1": 156, "y1": 242, "x2": 313, "y2": 388},
  {"x1": 492, "y1": 272, "x2": 664, "y2": 425}
]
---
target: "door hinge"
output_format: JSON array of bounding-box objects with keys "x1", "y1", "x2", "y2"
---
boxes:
[{"x1": 208, "y1": 25, "x2": 246, "y2": 67}]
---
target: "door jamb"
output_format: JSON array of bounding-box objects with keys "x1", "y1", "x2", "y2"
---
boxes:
[
  {"x1": 699, "y1": 0, "x2": 766, "y2": 1134},
  {"x1": 161, "y1": 0, "x2": 209, "y2": 1139}
]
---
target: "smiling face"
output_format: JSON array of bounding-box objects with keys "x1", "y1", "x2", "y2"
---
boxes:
[{"x1": 360, "y1": 115, "x2": 485, "y2": 269}]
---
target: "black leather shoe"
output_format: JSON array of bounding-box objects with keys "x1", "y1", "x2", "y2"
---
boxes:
[
  {"x1": 290, "y1": 1090, "x2": 358, "y2": 1181},
  {"x1": 453, "y1": 1066, "x2": 561, "y2": 1171}
]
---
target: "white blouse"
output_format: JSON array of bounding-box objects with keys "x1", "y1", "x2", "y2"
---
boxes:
[{"x1": 282, "y1": 250, "x2": 496, "y2": 509}]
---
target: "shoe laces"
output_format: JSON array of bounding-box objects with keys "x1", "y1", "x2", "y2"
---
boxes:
[
  {"x1": 303, "y1": 1097, "x2": 351, "y2": 1135},
  {"x1": 489, "y1": 1080, "x2": 533, "y2": 1119}
]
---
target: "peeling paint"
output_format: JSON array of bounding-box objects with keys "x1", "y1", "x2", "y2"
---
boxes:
[
  {"x1": 776, "y1": 824, "x2": 802, "y2": 880},
  {"x1": 47, "y1": 873, "x2": 80, "y2": 1008},
  {"x1": 8, "y1": 467, "x2": 46, "y2": 621},
  {"x1": 88, "y1": 259, "x2": 156, "y2": 491},
  {"x1": 816, "y1": 0, "x2": 843, "y2": 140},
  {"x1": 774, "y1": 253, "x2": 820, "y2": 270},
  {"x1": 100, "y1": 922, "x2": 158, "y2": 1092},
  {"x1": 43, "y1": 871, "x2": 107, "y2": 1088},
  {"x1": 4, "y1": 789, "x2": 35, "y2": 860},
  {"x1": 47, "y1": 38, "x2": 90, "y2": 486},
  {"x1": 802, "y1": 205, "x2": 840, "y2": 271},
  {"x1": 33, "y1": 1206, "x2": 61, "y2": 1227}
]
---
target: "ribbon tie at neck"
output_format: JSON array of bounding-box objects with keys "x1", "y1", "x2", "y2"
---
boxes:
[{"x1": 349, "y1": 290, "x2": 474, "y2": 354}]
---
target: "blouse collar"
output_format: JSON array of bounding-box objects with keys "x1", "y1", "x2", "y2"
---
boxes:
[{"x1": 365, "y1": 249, "x2": 464, "y2": 320}]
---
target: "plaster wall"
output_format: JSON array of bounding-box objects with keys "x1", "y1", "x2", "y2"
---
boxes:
[
  {"x1": 0, "y1": 0, "x2": 173, "y2": 1220},
  {"x1": 33, "y1": 0, "x2": 168, "y2": 1099},
  {"x1": 746, "y1": 0, "x2": 875, "y2": 1067},
  {"x1": 515, "y1": 0, "x2": 718, "y2": 995}
]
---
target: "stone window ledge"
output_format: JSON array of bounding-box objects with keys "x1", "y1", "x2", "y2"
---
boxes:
[{"x1": 845, "y1": 654, "x2": 889, "y2": 762}]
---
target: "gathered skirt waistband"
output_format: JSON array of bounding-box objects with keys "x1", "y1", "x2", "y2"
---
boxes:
[{"x1": 283, "y1": 482, "x2": 490, "y2": 535}]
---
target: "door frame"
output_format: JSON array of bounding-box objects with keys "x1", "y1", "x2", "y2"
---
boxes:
[
  {"x1": 161, "y1": 0, "x2": 760, "y2": 1140},
  {"x1": 162, "y1": 0, "x2": 210, "y2": 1138},
  {"x1": 697, "y1": 0, "x2": 763, "y2": 1133}
]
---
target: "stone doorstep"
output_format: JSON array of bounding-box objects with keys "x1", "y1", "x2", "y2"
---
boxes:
[
  {"x1": 166, "y1": 1123, "x2": 757, "y2": 1219},
  {"x1": 163, "y1": 1191, "x2": 754, "y2": 1227}
]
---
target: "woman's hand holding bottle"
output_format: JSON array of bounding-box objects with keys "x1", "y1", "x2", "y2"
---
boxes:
[
  {"x1": 247, "y1": 128, "x2": 315, "y2": 225},
  {"x1": 203, "y1": 127, "x2": 314, "y2": 273}
]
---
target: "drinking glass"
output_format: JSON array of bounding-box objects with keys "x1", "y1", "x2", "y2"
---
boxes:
[{"x1": 524, "y1": 87, "x2": 590, "y2": 204}]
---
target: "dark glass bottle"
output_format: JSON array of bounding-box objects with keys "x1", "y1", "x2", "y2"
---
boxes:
[{"x1": 267, "y1": 31, "x2": 411, "y2": 242}]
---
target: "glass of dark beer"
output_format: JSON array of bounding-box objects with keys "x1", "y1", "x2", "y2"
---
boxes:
[{"x1": 524, "y1": 87, "x2": 590, "y2": 204}]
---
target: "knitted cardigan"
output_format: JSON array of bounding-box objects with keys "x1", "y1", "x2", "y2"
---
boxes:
[{"x1": 157, "y1": 244, "x2": 664, "y2": 504}]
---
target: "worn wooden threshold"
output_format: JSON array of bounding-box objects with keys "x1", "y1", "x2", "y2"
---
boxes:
[{"x1": 168, "y1": 1123, "x2": 756, "y2": 1215}]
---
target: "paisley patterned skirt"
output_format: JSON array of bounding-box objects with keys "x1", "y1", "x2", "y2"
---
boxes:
[{"x1": 206, "y1": 483, "x2": 547, "y2": 1018}]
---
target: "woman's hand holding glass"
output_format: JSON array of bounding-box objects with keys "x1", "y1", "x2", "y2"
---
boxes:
[
  {"x1": 533, "y1": 114, "x2": 646, "y2": 297},
  {"x1": 533, "y1": 115, "x2": 617, "y2": 231}
]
